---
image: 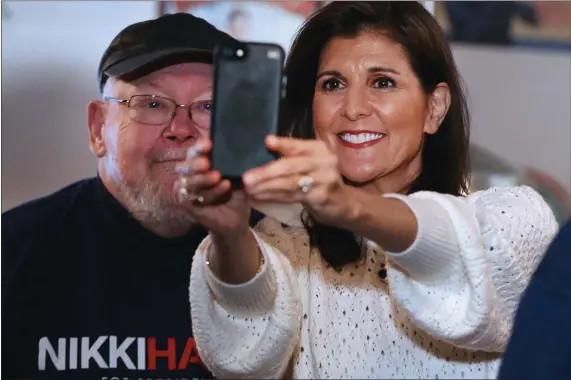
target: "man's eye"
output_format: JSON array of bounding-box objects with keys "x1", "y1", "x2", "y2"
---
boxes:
[{"x1": 145, "y1": 101, "x2": 164, "y2": 109}]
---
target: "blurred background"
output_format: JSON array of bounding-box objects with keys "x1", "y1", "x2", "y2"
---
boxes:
[{"x1": 2, "y1": 1, "x2": 570, "y2": 223}]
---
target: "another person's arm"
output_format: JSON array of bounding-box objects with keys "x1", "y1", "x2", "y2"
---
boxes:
[
  {"x1": 189, "y1": 218, "x2": 303, "y2": 379},
  {"x1": 498, "y1": 219, "x2": 571, "y2": 380},
  {"x1": 349, "y1": 185, "x2": 558, "y2": 351}
]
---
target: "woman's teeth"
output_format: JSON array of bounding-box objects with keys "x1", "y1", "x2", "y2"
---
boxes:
[{"x1": 339, "y1": 133, "x2": 384, "y2": 144}]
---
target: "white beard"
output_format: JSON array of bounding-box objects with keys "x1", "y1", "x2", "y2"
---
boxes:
[{"x1": 103, "y1": 154, "x2": 197, "y2": 237}]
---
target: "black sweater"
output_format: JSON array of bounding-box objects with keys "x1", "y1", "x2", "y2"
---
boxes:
[{"x1": 2, "y1": 177, "x2": 262, "y2": 379}]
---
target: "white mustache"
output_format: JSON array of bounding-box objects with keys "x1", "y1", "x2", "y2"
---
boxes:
[{"x1": 152, "y1": 149, "x2": 189, "y2": 163}]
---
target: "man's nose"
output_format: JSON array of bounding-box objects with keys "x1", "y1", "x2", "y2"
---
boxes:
[{"x1": 164, "y1": 108, "x2": 199, "y2": 144}]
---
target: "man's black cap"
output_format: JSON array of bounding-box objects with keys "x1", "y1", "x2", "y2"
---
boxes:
[{"x1": 97, "y1": 13, "x2": 237, "y2": 92}]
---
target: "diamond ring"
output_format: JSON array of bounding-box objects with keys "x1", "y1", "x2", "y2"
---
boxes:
[{"x1": 297, "y1": 176, "x2": 314, "y2": 194}]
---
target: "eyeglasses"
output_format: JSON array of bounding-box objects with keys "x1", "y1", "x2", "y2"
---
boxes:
[{"x1": 104, "y1": 95, "x2": 212, "y2": 128}]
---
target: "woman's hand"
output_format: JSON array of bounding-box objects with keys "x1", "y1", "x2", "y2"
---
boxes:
[
  {"x1": 243, "y1": 135, "x2": 357, "y2": 227},
  {"x1": 174, "y1": 138, "x2": 251, "y2": 238}
]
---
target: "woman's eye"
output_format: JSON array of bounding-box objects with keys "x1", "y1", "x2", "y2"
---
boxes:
[
  {"x1": 322, "y1": 78, "x2": 344, "y2": 91},
  {"x1": 374, "y1": 77, "x2": 396, "y2": 89}
]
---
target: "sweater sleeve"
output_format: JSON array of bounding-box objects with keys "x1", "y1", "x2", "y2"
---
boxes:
[
  {"x1": 383, "y1": 185, "x2": 559, "y2": 352},
  {"x1": 189, "y1": 218, "x2": 303, "y2": 379}
]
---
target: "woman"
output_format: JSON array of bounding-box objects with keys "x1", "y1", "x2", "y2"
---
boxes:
[{"x1": 175, "y1": 2, "x2": 558, "y2": 378}]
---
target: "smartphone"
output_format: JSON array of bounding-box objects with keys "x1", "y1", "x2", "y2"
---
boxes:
[{"x1": 210, "y1": 41, "x2": 286, "y2": 187}]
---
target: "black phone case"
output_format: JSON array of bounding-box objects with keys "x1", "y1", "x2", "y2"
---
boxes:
[{"x1": 210, "y1": 42, "x2": 286, "y2": 187}]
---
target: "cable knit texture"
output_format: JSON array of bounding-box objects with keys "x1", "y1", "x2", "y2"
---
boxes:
[{"x1": 189, "y1": 185, "x2": 558, "y2": 379}]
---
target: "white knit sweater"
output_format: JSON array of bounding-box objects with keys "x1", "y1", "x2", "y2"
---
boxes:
[{"x1": 189, "y1": 186, "x2": 558, "y2": 379}]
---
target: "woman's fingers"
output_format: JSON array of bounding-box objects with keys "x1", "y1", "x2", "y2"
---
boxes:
[
  {"x1": 243, "y1": 156, "x2": 319, "y2": 189},
  {"x1": 248, "y1": 190, "x2": 303, "y2": 204},
  {"x1": 246, "y1": 173, "x2": 313, "y2": 195},
  {"x1": 244, "y1": 137, "x2": 341, "y2": 206},
  {"x1": 246, "y1": 172, "x2": 333, "y2": 206},
  {"x1": 265, "y1": 135, "x2": 324, "y2": 157},
  {"x1": 173, "y1": 136, "x2": 341, "y2": 206}
]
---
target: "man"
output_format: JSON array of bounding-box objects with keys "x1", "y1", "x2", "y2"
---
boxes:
[
  {"x1": 498, "y1": 219, "x2": 571, "y2": 379},
  {"x1": 2, "y1": 13, "x2": 257, "y2": 379}
]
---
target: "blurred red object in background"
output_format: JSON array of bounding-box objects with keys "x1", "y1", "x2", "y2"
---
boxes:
[{"x1": 531, "y1": 1, "x2": 571, "y2": 29}]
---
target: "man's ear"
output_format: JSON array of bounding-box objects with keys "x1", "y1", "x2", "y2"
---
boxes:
[
  {"x1": 423, "y1": 82, "x2": 451, "y2": 135},
  {"x1": 87, "y1": 100, "x2": 107, "y2": 157}
]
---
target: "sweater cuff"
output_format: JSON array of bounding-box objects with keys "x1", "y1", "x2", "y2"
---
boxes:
[
  {"x1": 202, "y1": 229, "x2": 277, "y2": 315},
  {"x1": 383, "y1": 193, "x2": 462, "y2": 283}
]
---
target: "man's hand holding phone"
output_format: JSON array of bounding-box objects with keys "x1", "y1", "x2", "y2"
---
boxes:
[
  {"x1": 175, "y1": 41, "x2": 286, "y2": 285},
  {"x1": 174, "y1": 138, "x2": 251, "y2": 238},
  {"x1": 174, "y1": 138, "x2": 262, "y2": 285}
]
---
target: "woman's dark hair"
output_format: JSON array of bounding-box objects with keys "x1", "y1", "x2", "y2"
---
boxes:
[{"x1": 280, "y1": 1, "x2": 471, "y2": 268}]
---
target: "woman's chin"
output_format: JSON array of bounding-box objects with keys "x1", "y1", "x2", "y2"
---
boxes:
[
  {"x1": 342, "y1": 172, "x2": 383, "y2": 187},
  {"x1": 341, "y1": 161, "x2": 391, "y2": 187}
]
